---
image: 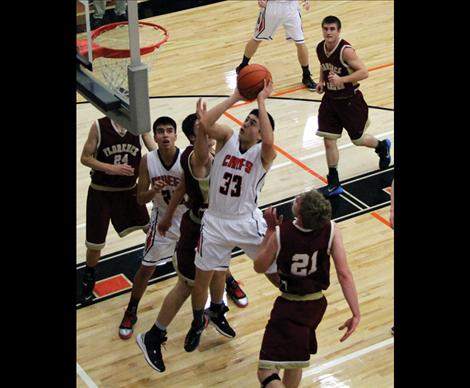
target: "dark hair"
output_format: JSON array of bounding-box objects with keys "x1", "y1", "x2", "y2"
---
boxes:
[
  {"x1": 249, "y1": 109, "x2": 275, "y2": 131},
  {"x1": 299, "y1": 190, "x2": 332, "y2": 230},
  {"x1": 153, "y1": 116, "x2": 177, "y2": 134},
  {"x1": 182, "y1": 113, "x2": 197, "y2": 142},
  {"x1": 322, "y1": 15, "x2": 341, "y2": 30}
]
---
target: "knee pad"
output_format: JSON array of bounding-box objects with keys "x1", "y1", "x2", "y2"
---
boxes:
[{"x1": 261, "y1": 372, "x2": 281, "y2": 387}]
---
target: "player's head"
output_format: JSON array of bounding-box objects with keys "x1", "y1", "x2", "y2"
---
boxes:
[
  {"x1": 239, "y1": 109, "x2": 275, "y2": 143},
  {"x1": 153, "y1": 116, "x2": 177, "y2": 149},
  {"x1": 321, "y1": 16, "x2": 341, "y2": 41},
  {"x1": 182, "y1": 113, "x2": 216, "y2": 151},
  {"x1": 182, "y1": 113, "x2": 197, "y2": 143},
  {"x1": 293, "y1": 190, "x2": 332, "y2": 230}
]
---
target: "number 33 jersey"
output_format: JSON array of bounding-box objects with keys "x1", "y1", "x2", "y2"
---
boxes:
[{"x1": 208, "y1": 132, "x2": 269, "y2": 216}]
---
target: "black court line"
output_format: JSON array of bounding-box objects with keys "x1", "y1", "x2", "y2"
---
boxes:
[
  {"x1": 78, "y1": 96, "x2": 394, "y2": 113},
  {"x1": 76, "y1": 167, "x2": 393, "y2": 309}
]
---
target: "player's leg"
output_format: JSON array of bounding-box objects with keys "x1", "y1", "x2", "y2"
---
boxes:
[
  {"x1": 236, "y1": 3, "x2": 280, "y2": 73},
  {"x1": 282, "y1": 369, "x2": 302, "y2": 388},
  {"x1": 258, "y1": 368, "x2": 283, "y2": 387},
  {"x1": 225, "y1": 269, "x2": 248, "y2": 307},
  {"x1": 137, "y1": 278, "x2": 191, "y2": 372},
  {"x1": 81, "y1": 187, "x2": 110, "y2": 304},
  {"x1": 282, "y1": 6, "x2": 316, "y2": 90},
  {"x1": 119, "y1": 209, "x2": 177, "y2": 339},
  {"x1": 205, "y1": 270, "x2": 236, "y2": 338},
  {"x1": 343, "y1": 91, "x2": 391, "y2": 170},
  {"x1": 316, "y1": 99, "x2": 344, "y2": 196},
  {"x1": 184, "y1": 267, "x2": 213, "y2": 352}
]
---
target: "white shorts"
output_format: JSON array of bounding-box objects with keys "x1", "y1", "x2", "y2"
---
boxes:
[
  {"x1": 253, "y1": 0, "x2": 304, "y2": 43},
  {"x1": 195, "y1": 208, "x2": 277, "y2": 274},
  {"x1": 142, "y1": 206, "x2": 182, "y2": 267}
]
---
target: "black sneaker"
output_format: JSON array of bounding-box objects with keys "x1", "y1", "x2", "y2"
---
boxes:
[
  {"x1": 81, "y1": 272, "x2": 95, "y2": 305},
  {"x1": 376, "y1": 139, "x2": 392, "y2": 170},
  {"x1": 226, "y1": 280, "x2": 248, "y2": 308},
  {"x1": 119, "y1": 310, "x2": 138, "y2": 340},
  {"x1": 325, "y1": 171, "x2": 344, "y2": 197},
  {"x1": 184, "y1": 315, "x2": 209, "y2": 352},
  {"x1": 302, "y1": 75, "x2": 317, "y2": 91},
  {"x1": 391, "y1": 326, "x2": 394, "y2": 336},
  {"x1": 136, "y1": 331, "x2": 167, "y2": 372},
  {"x1": 205, "y1": 304, "x2": 236, "y2": 338}
]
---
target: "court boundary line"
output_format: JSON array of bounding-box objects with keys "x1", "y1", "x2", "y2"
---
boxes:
[
  {"x1": 302, "y1": 337, "x2": 394, "y2": 379},
  {"x1": 77, "y1": 362, "x2": 98, "y2": 388}
]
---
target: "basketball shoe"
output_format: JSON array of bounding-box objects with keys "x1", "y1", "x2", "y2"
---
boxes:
[
  {"x1": 136, "y1": 329, "x2": 168, "y2": 372},
  {"x1": 302, "y1": 74, "x2": 317, "y2": 91},
  {"x1": 226, "y1": 278, "x2": 248, "y2": 308},
  {"x1": 184, "y1": 315, "x2": 209, "y2": 352},
  {"x1": 375, "y1": 139, "x2": 392, "y2": 170},
  {"x1": 205, "y1": 304, "x2": 236, "y2": 338},
  {"x1": 325, "y1": 169, "x2": 344, "y2": 197},
  {"x1": 119, "y1": 310, "x2": 138, "y2": 340},
  {"x1": 81, "y1": 272, "x2": 95, "y2": 305}
]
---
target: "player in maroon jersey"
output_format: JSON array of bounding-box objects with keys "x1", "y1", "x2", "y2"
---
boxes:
[
  {"x1": 135, "y1": 108, "x2": 248, "y2": 372},
  {"x1": 315, "y1": 15, "x2": 391, "y2": 196},
  {"x1": 79, "y1": 117, "x2": 156, "y2": 305},
  {"x1": 254, "y1": 190, "x2": 360, "y2": 388}
]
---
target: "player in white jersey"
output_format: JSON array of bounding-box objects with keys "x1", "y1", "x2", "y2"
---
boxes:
[
  {"x1": 184, "y1": 81, "x2": 280, "y2": 352},
  {"x1": 235, "y1": 0, "x2": 317, "y2": 91},
  {"x1": 118, "y1": 116, "x2": 186, "y2": 340}
]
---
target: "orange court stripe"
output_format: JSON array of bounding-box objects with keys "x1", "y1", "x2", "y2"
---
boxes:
[
  {"x1": 94, "y1": 274, "x2": 132, "y2": 297},
  {"x1": 263, "y1": 62, "x2": 395, "y2": 99},
  {"x1": 371, "y1": 211, "x2": 392, "y2": 228}
]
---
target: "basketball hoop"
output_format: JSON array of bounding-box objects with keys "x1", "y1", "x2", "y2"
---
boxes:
[{"x1": 77, "y1": 21, "x2": 169, "y2": 101}]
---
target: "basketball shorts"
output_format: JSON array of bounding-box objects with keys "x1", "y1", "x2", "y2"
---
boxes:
[
  {"x1": 142, "y1": 206, "x2": 182, "y2": 267},
  {"x1": 195, "y1": 208, "x2": 277, "y2": 274},
  {"x1": 173, "y1": 210, "x2": 201, "y2": 286},
  {"x1": 85, "y1": 185, "x2": 149, "y2": 250},
  {"x1": 253, "y1": 1, "x2": 304, "y2": 43},
  {"x1": 316, "y1": 90, "x2": 370, "y2": 141},
  {"x1": 259, "y1": 296, "x2": 328, "y2": 369}
]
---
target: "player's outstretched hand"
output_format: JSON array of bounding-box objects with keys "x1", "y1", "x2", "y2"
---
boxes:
[
  {"x1": 257, "y1": 78, "x2": 273, "y2": 101},
  {"x1": 338, "y1": 315, "x2": 360, "y2": 342},
  {"x1": 263, "y1": 206, "x2": 283, "y2": 230}
]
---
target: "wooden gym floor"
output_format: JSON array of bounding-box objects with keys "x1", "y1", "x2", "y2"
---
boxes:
[{"x1": 76, "y1": 1, "x2": 393, "y2": 386}]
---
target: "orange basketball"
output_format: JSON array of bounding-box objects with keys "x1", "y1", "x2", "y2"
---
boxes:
[{"x1": 237, "y1": 64, "x2": 272, "y2": 100}]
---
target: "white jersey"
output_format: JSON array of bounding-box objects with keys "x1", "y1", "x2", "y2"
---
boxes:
[
  {"x1": 146, "y1": 148, "x2": 186, "y2": 219},
  {"x1": 208, "y1": 132, "x2": 269, "y2": 217}
]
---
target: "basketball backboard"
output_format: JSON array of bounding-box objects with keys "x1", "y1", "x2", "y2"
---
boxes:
[{"x1": 76, "y1": 0, "x2": 166, "y2": 135}]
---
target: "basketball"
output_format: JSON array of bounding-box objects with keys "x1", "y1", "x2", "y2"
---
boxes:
[{"x1": 237, "y1": 64, "x2": 272, "y2": 100}]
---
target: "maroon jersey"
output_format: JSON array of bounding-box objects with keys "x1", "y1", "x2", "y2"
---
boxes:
[
  {"x1": 180, "y1": 145, "x2": 209, "y2": 219},
  {"x1": 316, "y1": 39, "x2": 359, "y2": 98},
  {"x1": 91, "y1": 117, "x2": 142, "y2": 188},
  {"x1": 276, "y1": 220, "x2": 334, "y2": 295}
]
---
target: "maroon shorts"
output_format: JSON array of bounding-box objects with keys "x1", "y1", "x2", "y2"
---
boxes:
[
  {"x1": 259, "y1": 296, "x2": 327, "y2": 369},
  {"x1": 174, "y1": 210, "x2": 201, "y2": 283},
  {"x1": 85, "y1": 186, "x2": 149, "y2": 249},
  {"x1": 317, "y1": 90, "x2": 369, "y2": 141}
]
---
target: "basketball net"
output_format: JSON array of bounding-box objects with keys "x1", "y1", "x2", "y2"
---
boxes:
[{"x1": 77, "y1": 21, "x2": 169, "y2": 102}]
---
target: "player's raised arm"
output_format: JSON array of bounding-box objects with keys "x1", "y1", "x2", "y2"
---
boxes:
[{"x1": 256, "y1": 79, "x2": 276, "y2": 169}]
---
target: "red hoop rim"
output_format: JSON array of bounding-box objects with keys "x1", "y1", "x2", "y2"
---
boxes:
[{"x1": 83, "y1": 21, "x2": 169, "y2": 59}]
